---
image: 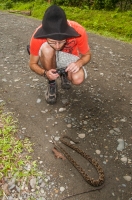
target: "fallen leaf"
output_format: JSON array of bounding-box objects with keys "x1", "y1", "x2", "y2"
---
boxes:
[{"x1": 52, "y1": 147, "x2": 66, "y2": 160}]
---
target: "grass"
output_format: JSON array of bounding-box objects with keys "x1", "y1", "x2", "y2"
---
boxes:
[
  {"x1": 0, "y1": 1, "x2": 132, "y2": 43},
  {"x1": 0, "y1": 104, "x2": 38, "y2": 197},
  {"x1": 64, "y1": 8, "x2": 132, "y2": 42}
]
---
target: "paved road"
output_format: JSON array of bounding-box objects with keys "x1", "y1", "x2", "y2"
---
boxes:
[{"x1": 0, "y1": 11, "x2": 132, "y2": 200}]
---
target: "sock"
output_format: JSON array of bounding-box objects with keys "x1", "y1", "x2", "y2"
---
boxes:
[{"x1": 49, "y1": 80, "x2": 55, "y2": 84}]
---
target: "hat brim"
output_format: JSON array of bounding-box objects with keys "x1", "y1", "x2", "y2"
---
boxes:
[{"x1": 34, "y1": 26, "x2": 81, "y2": 40}]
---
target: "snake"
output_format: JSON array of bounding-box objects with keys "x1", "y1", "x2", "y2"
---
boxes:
[{"x1": 54, "y1": 136, "x2": 105, "y2": 187}]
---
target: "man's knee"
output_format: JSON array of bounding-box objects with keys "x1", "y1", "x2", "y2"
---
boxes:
[
  {"x1": 39, "y1": 42, "x2": 55, "y2": 57},
  {"x1": 71, "y1": 72, "x2": 85, "y2": 85}
]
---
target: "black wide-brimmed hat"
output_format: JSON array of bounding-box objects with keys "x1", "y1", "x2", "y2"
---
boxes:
[{"x1": 34, "y1": 5, "x2": 80, "y2": 40}]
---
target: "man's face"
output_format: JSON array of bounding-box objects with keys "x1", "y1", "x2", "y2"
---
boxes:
[{"x1": 47, "y1": 38, "x2": 66, "y2": 50}]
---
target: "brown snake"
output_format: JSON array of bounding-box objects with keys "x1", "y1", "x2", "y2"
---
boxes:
[{"x1": 53, "y1": 136, "x2": 105, "y2": 187}]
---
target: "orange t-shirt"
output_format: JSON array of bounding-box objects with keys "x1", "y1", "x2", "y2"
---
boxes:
[{"x1": 30, "y1": 20, "x2": 90, "y2": 56}]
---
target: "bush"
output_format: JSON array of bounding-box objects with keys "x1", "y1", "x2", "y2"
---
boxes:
[
  {"x1": 52, "y1": 0, "x2": 131, "y2": 11},
  {"x1": 4, "y1": 0, "x2": 13, "y2": 9},
  {"x1": 52, "y1": 0, "x2": 92, "y2": 7}
]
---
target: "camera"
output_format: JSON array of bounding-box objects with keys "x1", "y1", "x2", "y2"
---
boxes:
[{"x1": 56, "y1": 68, "x2": 67, "y2": 76}]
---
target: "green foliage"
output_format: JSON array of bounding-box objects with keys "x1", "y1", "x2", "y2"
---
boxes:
[
  {"x1": 1, "y1": 0, "x2": 131, "y2": 10},
  {"x1": 52, "y1": 0, "x2": 92, "y2": 7},
  {"x1": 104, "y1": 0, "x2": 117, "y2": 10},
  {"x1": 31, "y1": 1, "x2": 49, "y2": 18},
  {"x1": 126, "y1": 10, "x2": 132, "y2": 17},
  {"x1": 92, "y1": 0, "x2": 104, "y2": 9},
  {"x1": 3, "y1": 0, "x2": 13, "y2": 9},
  {"x1": 0, "y1": 111, "x2": 37, "y2": 182},
  {"x1": 13, "y1": 1, "x2": 34, "y2": 11},
  {"x1": 52, "y1": 0, "x2": 131, "y2": 10},
  {"x1": 0, "y1": 105, "x2": 44, "y2": 198},
  {"x1": 63, "y1": 7, "x2": 132, "y2": 42}
]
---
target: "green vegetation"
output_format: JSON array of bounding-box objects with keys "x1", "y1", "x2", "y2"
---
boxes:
[
  {"x1": 0, "y1": 1, "x2": 131, "y2": 43},
  {"x1": 1, "y1": 0, "x2": 132, "y2": 11},
  {"x1": 52, "y1": 0, "x2": 132, "y2": 11},
  {"x1": 0, "y1": 105, "x2": 38, "y2": 197}
]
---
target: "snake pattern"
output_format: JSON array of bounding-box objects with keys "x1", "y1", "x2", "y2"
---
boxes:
[{"x1": 56, "y1": 136, "x2": 105, "y2": 187}]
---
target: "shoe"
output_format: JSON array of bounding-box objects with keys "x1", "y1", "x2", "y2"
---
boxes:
[
  {"x1": 61, "y1": 73, "x2": 71, "y2": 89},
  {"x1": 45, "y1": 82, "x2": 57, "y2": 104}
]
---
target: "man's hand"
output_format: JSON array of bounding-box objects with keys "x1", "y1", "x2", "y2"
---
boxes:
[
  {"x1": 65, "y1": 51, "x2": 91, "y2": 74},
  {"x1": 65, "y1": 62, "x2": 80, "y2": 74},
  {"x1": 46, "y1": 69, "x2": 59, "y2": 80}
]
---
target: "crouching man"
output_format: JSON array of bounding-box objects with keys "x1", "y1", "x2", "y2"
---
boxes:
[{"x1": 28, "y1": 5, "x2": 91, "y2": 104}]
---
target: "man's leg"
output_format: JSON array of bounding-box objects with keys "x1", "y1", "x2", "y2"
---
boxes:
[
  {"x1": 56, "y1": 51, "x2": 87, "y2": 87},
  {"x1": 39, "y1": 42, "x2": 56, "y2": 70},
  {"x1": 39, "y1": 42, "x2": 57, "y2": 104},
  {"x1": 67, "y1": 68, "x2": 85, "y2": 85},
  {"x1": 61, "y1": 73, "x2": 71, "y2": 89}
]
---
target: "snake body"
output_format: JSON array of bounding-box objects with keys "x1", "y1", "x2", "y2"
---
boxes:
[{"x1": 56, "y1": 136, "x2": 105, "y2": 187}]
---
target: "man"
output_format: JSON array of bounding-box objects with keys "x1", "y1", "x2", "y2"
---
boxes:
[{"x1": 28, "y1": 5, "x2": 91, "y2": 104}]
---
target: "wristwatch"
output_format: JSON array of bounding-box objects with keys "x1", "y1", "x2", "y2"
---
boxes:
[{"x1": 43, "y1": 70, "x2": 47, "y2": 77}]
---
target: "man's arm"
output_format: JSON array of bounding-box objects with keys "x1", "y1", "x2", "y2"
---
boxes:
[
  {"x1": 29, "y1": 54, "x2": 45, "y2": 76},
  {"x1": 76, "y1": 50, "x2": 91, "y2": 67},
  {"x1": 29, "y1": 54, "x2": 59, "y2": 80},
  {"x1": 66, "y1": 50, "x2": 91, "y2": 73}
]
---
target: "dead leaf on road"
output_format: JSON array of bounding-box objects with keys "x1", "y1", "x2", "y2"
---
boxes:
[{"x1": 52, "y1": 147, "x2": 66, "y2": 160}]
